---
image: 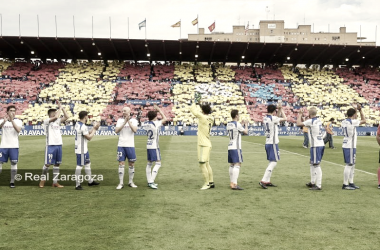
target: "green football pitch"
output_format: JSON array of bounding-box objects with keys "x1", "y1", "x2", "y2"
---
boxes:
[{"x1": 1, "y1": 135, "x2": 380, "y2": 250}]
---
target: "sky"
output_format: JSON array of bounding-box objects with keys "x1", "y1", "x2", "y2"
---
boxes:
[{"x1": 1, "y1": 0, "x2": 379, "y2": 44}]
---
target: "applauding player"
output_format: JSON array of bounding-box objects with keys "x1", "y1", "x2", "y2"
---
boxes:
[
  {"x1": 259, "y1": 103, "x2": 287, "y2": 189},
  {"x1": 74, "y1": 111, "x2": 100, "y2": 190},
  {"x1": 190, "y1": 94, "x2": 215, "y2": 190},
  {"x1": 227, "y1": 110, "x2": 248, "y2": 190},
  {"x1": 0, "y1": 106, "x2": 22, "y2": 188},
  {"x1": 144, "y1": 104, "x2": 167, "y2": 189},
  {"x1": 297, "y1": 107, "x2": 325, "y2": 191},
  {"x1": 115, "y1": 107, "x2": 138, "y2": 190},
  {"x1": 40, "y1": 101, "x2": 69, "y2": 188},
  {"x1": 341, "y1": 104, "x2": 366, "y2": 190}
]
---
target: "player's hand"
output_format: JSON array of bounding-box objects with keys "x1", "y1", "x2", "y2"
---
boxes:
[
  {"x1": 57, "y1": 100, "x2": 62, "y2": 109},
  {"x1": 153, "y1": 104, "x2": 160, "y2": 111},
  {"x1": 357, "y1": 103, "x2": 362, "y2": 111},
  {"x1": 277, "y1": 100, "x2": 282, "y2": 109},
  {"x1": 3, "y1": 115, "x2": 9, "y2": 122},
  {"x1": 124, "y1": 113, "x2": 130, "y2": 121},
  {"x1": 8, "y1": 113, "x2": 14, "y2": 120},
  {"x1": 93, "y1": 122, "x2": 100, "y2": 130}
]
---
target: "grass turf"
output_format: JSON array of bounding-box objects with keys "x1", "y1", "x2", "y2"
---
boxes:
[{"x1": 1, "y1": 135, "x2": 380, "y2": 250}]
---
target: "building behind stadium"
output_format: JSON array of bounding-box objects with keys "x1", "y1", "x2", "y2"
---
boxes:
[{"x1": 188, "y1": 20, "x2": 375, "y2": 46}]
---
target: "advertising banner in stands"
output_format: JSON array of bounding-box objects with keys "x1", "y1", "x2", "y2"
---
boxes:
[
  {"x1": 125, "y1": 100, "x2": 161, "y2": 105},
  {"x1": 11, "y1": 125, "x2": 378, "y2": 137}
]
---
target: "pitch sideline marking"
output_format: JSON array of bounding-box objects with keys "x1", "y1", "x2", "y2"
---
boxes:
[{"x1": 245, "y1": 141, "x2": 377, "y2": 176}]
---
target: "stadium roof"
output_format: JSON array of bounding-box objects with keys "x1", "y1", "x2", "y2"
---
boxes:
[{"x1": 0, "y1": 36, "x2": 379, "y2": 66}]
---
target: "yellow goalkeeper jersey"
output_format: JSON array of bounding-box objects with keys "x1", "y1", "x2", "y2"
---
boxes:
[{"x1": 190, "y1": 103, "x2": 214, "y2": 147}]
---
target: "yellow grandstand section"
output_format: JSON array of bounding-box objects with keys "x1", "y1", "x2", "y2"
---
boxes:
[
  {"x1": 21, "y1": 61, "x2": 123, "y2": 124},
  {"x1": 0, "y1": 60, "x2": 12, "y2": 75},
  {"x1": 281, "y1": 66, "x2": 379, "y2": 125}
]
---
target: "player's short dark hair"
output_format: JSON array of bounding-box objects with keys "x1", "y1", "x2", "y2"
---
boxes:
[
  {"x1": 147, "y1": 111, "x2": 157, "y2": 121},
  {"x1": 347, "y1": 108, "x2": 356, "y2": 118},
  {"x1": 201, "y1": 104, "x2": 212, "y2": 114},
  {"x1": 7, "y1": 105, "x2": 16, "y2": 112},
  {"x1": 231, "y1": 109, "x2": 239, "y2": 119},
  {"x1": 48, "y1": 108, "x2": 57, "y2": 116},
  {"x1": 78, "y1": 111, "x2": 88, "y2": 120},
  {"x1": 329, "y1": 118, "x2": 335, "y2": 122},
  {"x1": 267, "y1": 105, "x2": 276, "y2": 113}
]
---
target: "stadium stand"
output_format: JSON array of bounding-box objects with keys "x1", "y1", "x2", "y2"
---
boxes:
[
  {"x1": 231, "y1": 66, "x2": 256, "y2": 82},
  {"x1": 281, "y1": 66, "x2": 379, "y2": 125},
  {"x1": 174, "y1": 64, "x2": 194, "y2": 82},
  {"x1": 152, "y1": 63, "x2": 175, "y2": 81},
  {"x1": 21, "y1": 61, "x2": 124, "y2": 124},
  {"x1": 335, "y1": 67, "x2": 380, "y2": 104},
  {"x1": 0, "y1": 60, "x2": 12, "y2": 76},
  {"x1": 99, "y1": 63, "x2": 175, "y2": 125}
]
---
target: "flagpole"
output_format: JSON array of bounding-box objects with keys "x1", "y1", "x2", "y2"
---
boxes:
[
  {"x1": 145, "y1": 18, "x2": 147, "y2": 40},
  {"x1": 19, "y1": 14, "x2": 21, "y2": 38},
  {"x1": 180, "y1": 19, "x2": 181, "y2": 40},
  {"x1": 128, "y1": 17, "x2": 129, "y2": 39},
  {"x1": 109, "y1": 16, "x2": 111, "y2": 39},
  {"x1": 55, "y1": 15, "x2": 58, "y2": 39},
  {"x1": 92, "y1": 16, "x2": 94, "y2": 39},
  {"x1": 197, "y1": 14, "x2": 199, "y2": 34},
  {"x1": 376, "y1": 25, "x2": 377, "y2": 45},
  {"x1": 37, "y1": 15, "x2": 40, "y2": 38},
  {"x1": 73, "y1": 15, "x2": 75, "y2": 39}
]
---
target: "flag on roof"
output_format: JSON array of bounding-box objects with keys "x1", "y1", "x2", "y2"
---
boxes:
[
  {"x1": 245, "y1": 22, "x2": 249, "y2": 35},
  {"x1": 208, "y1": 22, "x2": 215, "y2": 32},
  {"x1": 192, "y1": 17, "x2": 198, "y2": 26},
  {"x1": 138, "y1": 19, "x2": 146, "y2": 30},
  {"x1": 171, "y1": 21, "x2": 181, "y2": 28}
]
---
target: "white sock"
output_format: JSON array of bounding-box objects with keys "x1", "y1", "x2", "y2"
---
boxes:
[
  {"x1": 343, "y1": 165, "x2": 351, "y2": 185},
  {"x1": 229, "y1": 165, "x2": 234, "y2": 182},
  {"x1": 310, "y1": 165, "x2": 316, "y2": 184},
  {"x1": 315, "y1": 165, "x2": 322, "y2": 188},
  {"x1": 10, "y1": 164, "x2": 17, "y2": 183},
  {"x1": 128, "y1": 166, "x2": 135, "y2": 184},
  {"x1": 152, "y1": 162, "x2": 161, "y2": 182},
  {"x1": 349, "y1": 165, "x2": 355, "y2": 184},
  {"x1": 262, "y1": 162, "x2": 277, "y2": 182},
  {"x1": 231, "y1": 165, "x2": 240, "y2": 184},
  {"x1": 53, "y1": 166, "x2": 59, "y2": 184},
  {"x1": 84, "y1": 164, "x2": 93, "y2": 183},
  {"x1": 42, "y1": 165, "x2": 49, "y2": 176},
  {"x1": 75, "y1": 166, "x2": 83, "y2": 187},
  {"x1": 0, "y1": 163, "x2": 2, "y2": 174},
  {"x1": 118, "y1": 165, "x2": 125, "y2": 185},
  {"x1": 146, "y1": 162, "x2": 153, "y2": 183}
]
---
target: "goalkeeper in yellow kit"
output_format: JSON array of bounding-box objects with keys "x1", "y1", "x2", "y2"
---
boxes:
[{"x1": 190, "y1": 93, "x2": 215, "y2": 190}]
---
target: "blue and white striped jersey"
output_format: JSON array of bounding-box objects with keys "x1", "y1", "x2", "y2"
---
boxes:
[{"x1": 341, "y1": 119, "x2": 360, "y2": 149}]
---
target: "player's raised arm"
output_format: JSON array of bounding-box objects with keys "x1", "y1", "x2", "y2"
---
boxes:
[
  {"x1": 60, "y1": 105, "x2": 69, "y2": 124},
  {"x1": 278, "y1": 103, "x2": 287, "y2": 122},
  {"x1": 48, "y1": 101, "x2": 62, "y2": 123},
  {"x1": 241, "y1": 120, "x2": 248, "y2": 135},
  {"x1": 0, "y1": 115, "x2": 8, "y2": 129},
  {"x1": 85, "y1": 122, "x2": 100, "y2": 141},
  {"x1": 8, "y1": 112, "x2": 21, "y2": 133},
  {"x1": 357, "y1": 104, "x2": 366, "y2": 125},
  {"x1": 154, "y1": 104, "x2": 167, "y2": 124},
  {"x1": 296, "y1": 108, "x2": 305, "y2": 127}
]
